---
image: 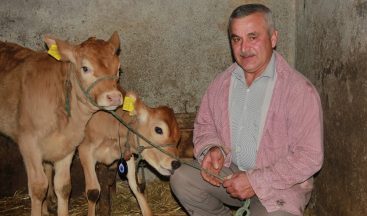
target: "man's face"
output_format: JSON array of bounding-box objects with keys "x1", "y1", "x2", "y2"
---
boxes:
[{"x1": 229, "y1": 12, "x2": 278, "y2": 77}]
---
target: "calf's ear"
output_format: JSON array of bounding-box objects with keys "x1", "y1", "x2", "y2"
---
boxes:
[
  {"x1": 137, "y1": 105, "x2": 148, "y2": 123},
  {"x1": 129, "y1": 95, "x2": 148, "y2": 123},
  {"x1": 108, "y1": 31, "x2": 120, "y2": 55},
  {"x1": 44, "y1": 35, "x2": 76, "y2": 63}
]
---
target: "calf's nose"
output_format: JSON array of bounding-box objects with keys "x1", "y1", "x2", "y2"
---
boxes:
[
  {"x1": 171, "y1": 160, "x2": 181, "y2": 170},
  {"x1": 107, "y1": 92, "x2": 122, "y2": 105}
]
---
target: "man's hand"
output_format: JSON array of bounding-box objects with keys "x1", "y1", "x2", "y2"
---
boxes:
[
  {"x1": 222, "y1": 171, "x2": 255, "y2": 200},
  {"x1": 200, "y1": 147, "x2": 224, "y2": 186}
]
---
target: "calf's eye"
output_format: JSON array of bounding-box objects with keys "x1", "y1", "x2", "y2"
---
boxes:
[
  {"x1": 155, "y1": 127, "x2": 163, "y2": 135},
  {"x1": 81, "y1": 66, "x2": 90, "y2": 73}
]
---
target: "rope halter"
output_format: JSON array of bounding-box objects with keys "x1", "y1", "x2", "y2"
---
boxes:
[{"x1": 65, "y1": 63, "x2": 119, "y2": 116}]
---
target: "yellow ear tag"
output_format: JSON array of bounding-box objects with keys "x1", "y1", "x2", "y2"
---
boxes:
[
  {"x1": 47, "y1": 44, "x2": 61, "y2": 60},
  {"x1": 122, "y1": 96, "x2": 136, "y2": 115}
]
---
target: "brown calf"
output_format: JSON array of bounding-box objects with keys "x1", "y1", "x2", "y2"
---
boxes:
[
  {"x1": 0, "y1": 33, "x2": 123, "y2": 216},
  {"x1": 78, "y1": 92, "x2": 181, "y2": 216}
]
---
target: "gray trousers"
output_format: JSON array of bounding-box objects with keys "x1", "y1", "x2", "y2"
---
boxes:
[{"x1": 170, "y1": 161, "x2": 297, "y2": 216}]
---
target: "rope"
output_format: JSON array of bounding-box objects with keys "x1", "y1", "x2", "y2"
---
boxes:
[
  {"x1": 107, "y1": 110, "x2": 179, "y2": 160},
  {"x1": 64, "y1": 65, "x2": 72, "y2": 116},
  {"x1": 66, "y1": 63, "x2": 177, "y2": 161},
  {"x1": 64, "y1": 63, "x2": 119, "y2": 116},
  {"x1": 68, "y1": 66, "x2": 250, "y2": 214},
  {"x1": 235, "y1": 199, "x2": 251, "y2": 216},
  {"x1": 85, "y1": 75, "x2": 118, "y2": 95},
  {"x1": 64, "y1": 79, "x2": 72, "y2": 116},
  {"x1": 106, "y1": 110, "x2": 251, "y2": 216}
]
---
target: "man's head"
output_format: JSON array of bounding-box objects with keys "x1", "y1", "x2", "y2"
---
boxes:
[{"x1": 228, "y1": 4, "x2": 278, "y2": 82}]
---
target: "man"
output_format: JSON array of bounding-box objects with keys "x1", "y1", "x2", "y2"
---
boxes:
[{"x1": 170, "y1": 3, "x2": 323, "y2": 216}]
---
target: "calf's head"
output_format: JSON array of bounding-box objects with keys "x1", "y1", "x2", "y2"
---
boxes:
[
  {"x1": 44, "y1": 32, "x2": 122, "y2": 110},
  {"x1": 129, "y1": 94, "x2": 181, "y2": 176}
]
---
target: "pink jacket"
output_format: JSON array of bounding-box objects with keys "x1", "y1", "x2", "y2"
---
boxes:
[{"x1": 193, "y1": 52, "x2": 323, "y2": 215}]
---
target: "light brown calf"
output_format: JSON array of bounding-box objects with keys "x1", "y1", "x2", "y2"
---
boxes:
[
  {"x1": 78, "y1": 92, "x2": 181, "y2": 216},
  {"x1": 0, "y1": 33, "x2": 123, "y2": 216}
]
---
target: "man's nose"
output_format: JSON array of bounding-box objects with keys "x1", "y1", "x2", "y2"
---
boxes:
[{"x1": 240, "y1": 40, "x2": 249, "y2": 52}]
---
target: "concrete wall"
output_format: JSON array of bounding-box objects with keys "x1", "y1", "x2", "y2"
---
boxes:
[
  {"x1": 3, "y1": 0, "x2": 367, "y2": 215},
  {"x1": 6, "y1": 1, "x2": 367, "y2": 216},
  {"x1": 295, "y1": 0, "x2": 367, "y2": 215},
  {"x1": 0, "y1": 0, "x2": 295, "y2": 113}
]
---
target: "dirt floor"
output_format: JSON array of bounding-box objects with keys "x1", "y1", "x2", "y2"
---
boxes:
[
  {"x1": 0, "y1": 179, "x2": 315, "y2": 216},
  {"x1": 0, "y1": 180, "x2": 186, "y2": 216}
]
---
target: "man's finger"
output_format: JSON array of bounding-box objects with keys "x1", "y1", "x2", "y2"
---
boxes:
[
  {"x1": 224, "y1": 174, "x2": 233, "y2": 180},
  {"x1": 202, "y1": 170, "x2": 223, "y2": 186},
  {"x1": 213, "y1": 162, "x2": 219, "y2": 169}
]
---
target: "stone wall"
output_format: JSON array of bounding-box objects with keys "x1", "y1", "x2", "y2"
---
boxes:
[
  {"x1": 2, "y1": 0, "x2": 367, "y2": 215},
  {"x1": 295, "y1": 0, "x2": 367, "y2": 215},
  {"x1": 0, "y1": 0, "x2": 295, "y2": 113}
]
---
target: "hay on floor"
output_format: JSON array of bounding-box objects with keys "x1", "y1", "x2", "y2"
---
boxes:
[
  {"x1": 0, "y1": 179, "x2": 315, "y2": 216},
  {"x1": 112, "y1": 180, "x2": 186, "y2": 216},
  {"x1": 0, "y1": 179, "x2": 187, "y2": 216}
]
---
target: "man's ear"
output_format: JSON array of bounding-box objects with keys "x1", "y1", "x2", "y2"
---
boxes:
[
  {"x1": 44, "y1": 35, "x2": 76, "y2": 63},
  {"x1": 271, "y1": 30, "x2": 278, "y2": 49}
]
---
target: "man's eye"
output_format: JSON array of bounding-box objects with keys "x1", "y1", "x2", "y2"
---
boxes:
[{"x1": 232, "y1": 37, "x2": 240, "y2": 42}]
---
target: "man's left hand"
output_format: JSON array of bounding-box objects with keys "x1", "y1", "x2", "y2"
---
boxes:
[{"x1": 222, "y1": 171, "x2": 255, "y2": 200}]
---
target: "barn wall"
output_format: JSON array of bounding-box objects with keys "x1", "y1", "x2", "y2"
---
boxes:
[
  {"x1": 0, "y1": 0, "x2": 296, "y2": 198},
  {"x1": 4, "y1": 1, "x2": 367, "y2": 216},
  {"x1": 295, "y1": 0, "x2": 367, "y2": 215},
  {"x1": 2, "y1": 0, "x2": 367, "y2": 215},
  {"x1": 0, "y1": 0, "x2": 295, "y2": 113}
]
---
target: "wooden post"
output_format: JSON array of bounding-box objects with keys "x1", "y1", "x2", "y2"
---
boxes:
[{"x1": 175, "y1": 113, "x2": 196, "y2": 158}]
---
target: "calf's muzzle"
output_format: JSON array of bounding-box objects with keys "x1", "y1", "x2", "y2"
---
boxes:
[{"x1": 171, "y1": 160, "x2": 181, "y2": 170}]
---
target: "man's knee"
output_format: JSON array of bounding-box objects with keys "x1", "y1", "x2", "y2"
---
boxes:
[
  {"x1": 170, "y1": 164, "x2": 202, "y2": 199},
  {"x1": 170, "y1": 165, "x2": 190, "y2": 193}
]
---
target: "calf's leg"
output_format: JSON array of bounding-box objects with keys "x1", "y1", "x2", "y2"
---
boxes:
[
  {"x1": 78, "y1": 143, "x2": 100, "y2": 216},
  {"x1": 126, "y1": 157, "x2": 153, "y2": 216},
  {"x1": 54, "y1": 152, "x2": 74, "y2": 216},
  {"x1": 42, "y1": 163, "x2": 57, "y2": 215},
  {"x1": 18, "y1": 135, "x2": 48, "y2": 216},
  {"x1": 96, "y1": 163, "x2": 114, "y2": 216}
]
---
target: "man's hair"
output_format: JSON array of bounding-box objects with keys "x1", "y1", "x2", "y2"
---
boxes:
[{"x1": 229, "y1": 4, "x2": 275, "y2": 34}]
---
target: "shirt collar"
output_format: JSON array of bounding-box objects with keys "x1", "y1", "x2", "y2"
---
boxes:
[{"x1": 261, "y1": 52, "x2": 275, "y2": 79}]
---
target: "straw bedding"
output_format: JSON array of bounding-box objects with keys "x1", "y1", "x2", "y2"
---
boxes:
[
  {"x1": 0, "y1": 179, "x2": 186, "y2": 216},
  {"x1": 0, "y1": 179, "x2": 314, "y2": 216}
]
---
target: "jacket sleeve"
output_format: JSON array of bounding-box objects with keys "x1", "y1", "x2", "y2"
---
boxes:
[
  {"x1": 193, "y1": 83, "x2": 222, "y2": 160},
  {"x1": 193, "y1": 76, "x2": 231, "y2": 165},
  {"x1": 247, "y1": 79, "x2": 324, "y2": 199}
]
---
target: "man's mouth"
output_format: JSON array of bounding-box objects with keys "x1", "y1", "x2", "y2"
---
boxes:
[{"x1": 240, "y1": 52, "x2": 255, "y2": 58}]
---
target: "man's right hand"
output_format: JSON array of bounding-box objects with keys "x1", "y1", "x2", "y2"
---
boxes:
[{"x1": 201, "y1": 146, "x2": 225, "y2": 186}]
